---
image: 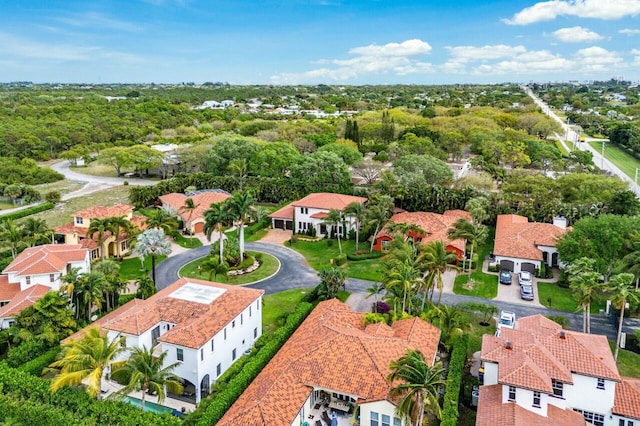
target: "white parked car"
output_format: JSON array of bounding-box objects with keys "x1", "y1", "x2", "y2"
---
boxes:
[
  {"x1": 518, "y1": 271, "x2": 533, "y2": 286},
  {"x1": 495, "y1": 311, "x2": 516, "y2": 336}
]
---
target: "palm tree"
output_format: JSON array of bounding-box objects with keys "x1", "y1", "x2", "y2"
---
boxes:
[
  {"x1": 144, "y1": 208, "x2": 179, "y2": 236},
  {"x1": 317, "y1": 267, "x2": 346, "y2": 300},
  {"x1": 385, "y1": 259, "x2": 421, "y2": 315},
  {"x1": 565, "y1": 257, "x2": 601, "y2": 333},
  {"x1": 74, "y1": 271, "x2": 107, "y2": 321},
  {"x1": 93, "y1": 259, "x2": 123, "y2": 312},
  {"x1": 21, "y1": 217, "x2": 52, "y2": 246},
  {"x1": 228, "y1": 158, "x2": 248, "y2": 191},
  {"x1": 427, "y1": 305, "x2": 468, "y2": 351},
  {"x1": 109, "y1": 215, "x2": 136, "y2": 257},
  {"x1": 111, "y1": 346, "x2": 183, "y2": 411},
  {"x1": 0, "y1": 219, "x2": 26, "y2": 259},
  {"x1": 323, "y1": 208, "x2": 344, "y2": 256},
  {"x1": 203, "y1": 203, "x2": 235, "y2": 264},
  {"x1": 225, "y1": 192, "x2": 256, "y2": 260},
  {"x1": 200, "y1": 257, "x2": 228, "y2": 281},
  {"x1": 366, "y1": 282, "x2": 385, "y2": 313},
  {"x1": 605, "y1": 273, "x2": 640, "y2": 360},
  {"x1": 49, "y1": 327, "x2": 126, "y2": 398},
  {"x1": 86, "y1": 218, "x2": 116, "y2": 261},
  {"x1": 365, "y1": 201, "x2": 393, "y2": 253},
  {"x1": 447, "y1": 218, "x2": 488, "y2": 283},
  {"x1": 180, "y1": 198, "x2": 200, "y2": 246},
  {"x1": 344, "y1": 201, "x2": 365, "y2": 252},
  {"x1": 135, "y1": 274, "x2": 157, "y2": 300},
  {"x1": 61, "y1": 267, "x2": 83, "y2": 312},
  {"x1": 387, "y1": 349, "x2": 446, "y2": 426},
  {"x1": 132, "y1": 229, "x2": 172, "y2": 286},
  {"x1": 418, "y1": 240, "x2": 458, "y2": 306}
]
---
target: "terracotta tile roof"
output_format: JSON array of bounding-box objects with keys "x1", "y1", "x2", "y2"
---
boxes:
[
  {"x1": 613, "y1": 377, "x2": 640, "y2": 420},
  {"x1": 476, "y1": 384, "x2": 586, "y2": 426},
  {"x1": 494, "y1": 214, "x2": 567, "y2": 260},
  {"x1": 54, "y1": 222, "x2": 82, "y2": 234},
  {"x1": 66, "y1": 278, "x2": 262, "y2": 349},
  {"x1": 0, "y1": 277, "x2": 19, "y2": 302},
  {"x1": 159, "y1": 191, "x2": 231, "y2": 224},
  {"x1": 3, "y1": 244, "x2": 87, "y2": 276},
  {"x1": 0, "y1": 285, "x2": 50, "y2": 318},
  {"x1": 268, "y1": 203, "x2": 295, "y2": 220},
  {"x1": 482, "y1": 314, "x2": 620, "y2": 394},
  {"x1": 310, "y1": 211, "x2": 328, "y2": 219},
  {"x1": 377, "y1": 210, "x2": 472, "y2": 252},
  {"x1": 294, "y1": 192, "x2": 367, "y2": 210},
  {"x1": 218, "y1": 299, "x2": 441, "y2": 426},
  {"x1": 73, "y1": 204, "x2": 133, "y2": 220}
]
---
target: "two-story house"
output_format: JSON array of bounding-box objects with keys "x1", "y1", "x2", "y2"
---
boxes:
[
  {"x1": 0, "y1": 244, "x2": 90, "y2": 329},
  {"x1": 64, "y1": 277, "x2": 263, "y2": 403},
  {"x1": 218, "y1": 299, "x2": 441, "y2": 426},
  {"x1": 477, "y1": 314, "x2": 640, "y2": 426},
  {"x1": 159, "y1": 189, "x2": 231, "y2": 235},
  {"x1": 269, "y1": 192, "x2": 367, "y2": 237},
  {"x1": 54, "y1": 204, "x2": 146, "y2": 260}
]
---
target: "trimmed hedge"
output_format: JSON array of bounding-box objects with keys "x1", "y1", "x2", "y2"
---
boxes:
[
  {"x1": 6, "y1": 339, "x2": 48, "y2": 367},
  {"x1": 17, "y1": 346, "x2": 60, "y2": 376},
  {"x1": 347, "y1": 251, "x2": 384, "y2": 261},
  {"x1": 334, "y1": 254, "x2": 347, "y2": 266},
  {"x1": 441, "y1": 334, "x2": 468, "y2": 426},
  {"x1": 190, "y1": 302, "x2": 314, "y2": 425},
  {"x1": 0, "y1": 202, "x2": 54, "y2": 221}
]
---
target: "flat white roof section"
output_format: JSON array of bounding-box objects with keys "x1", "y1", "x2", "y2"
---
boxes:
[{"x1": 169, "y1": 282, "x2": 226, "y2": 304}]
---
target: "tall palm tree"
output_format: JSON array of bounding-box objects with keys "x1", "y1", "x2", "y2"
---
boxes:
[
  {"x1": 86, "y1": 218, "x2": 116, "y2": 261},
  {"x1": 447, "y1": 218, "x2": 488, "y2": 283},
  {"x1": 21, "y1": 217, "x2": 53, "y2": 246},
  {"x1": 199, "y1": 257, "x2": 229, "y2": 281},
  {"x1": 180, "y1": 197, "x2": 200, "y2": 246},
  {"x1": 385, "y1": 259, "x2": 421, "y2": 315},
  {"x1": 93, "y1": 259, "x2": 123, "y2": 312},
  {"x1": 418, "y1": 240, "x2": 458, "y2": 306},
  {"x1": 0, "y1": 219, "x2": 26, "y2": 259},
  {"x1": 344, "y1": 201, "x2": 365, "y2": 252},
  {"x1": 366, "y1": 282, "x2": 385, "y2": 313},
  {"x1": 323, "y1": 208, "x2": 344, "y2": 256},
  {"x1": 49, "y1": 327, "x2": 126, "y2": 398},
  {"x1": 605, "y1": 273, "x2": 640, "y2": 360},
  {"x1": 61, "y1": 267, "x2": 83, "y2": 312},
  {"x1": 144, "y1": 208, "x2": 179, "y2": 236},
  {"x1": 132, "y1": 229, "x2": 172, "y2": 286},
  {"x1": 74, "y1": 271, "x2": 107, "y2": 321},
  {"x1": 109, "y1": 215, "x2": 136, "y2": 257},
  {"x1": 566, "y1": 257, "x2": 601, "y2": 333},
  {"x1": 387, "y1": 349, "x2": 446, "y2": 426},
  {"x1": 203, "y1": 203, "x2": 235, "y2": 264},
  {"x1": 225, "y1": 192, "x2": 256, "y2": 259},
  {"x1": 228, "y1": 158, "x2": 248, "y2": 191},
  {"x1": 426, "y1": 305, "x2": 468, "y2": 351},
  {"x1": 111, "y1": 346, "x2": 183, "y2": 411},
  {"x1": 365, "y1": 201, "x2": 393, "y2": 253}
]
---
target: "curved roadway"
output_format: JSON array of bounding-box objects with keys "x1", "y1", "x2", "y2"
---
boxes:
[{"x1": 51, "y1": 160, "x2": 154, "y2": 187}]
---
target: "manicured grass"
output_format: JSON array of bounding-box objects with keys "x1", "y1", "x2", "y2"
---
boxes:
[
  {"x1": 609, "y1": 340, "x2": 640, "y2": 378},
  {"x1": 290, "y1": 239, "x2": 385, "y2": 282},
  {"x1": 173, "y1": 233, "x2": 203, "y2": 248},
  {"x1": 247, "y1": 229, "x2": 268, "y2": 242},
  {"x1": 554, "y1": 139, "x2": 569, "y2": 156},
  {"x1": 537, "y1": 282, "x2": 605, "y2": 313},
  {"x1": 460, "y1": 310, "x2": 496, "y2": 355},
  {"x1": 119, "y1": 255, "x2": 167, "y2": 280},
  {"x1": 454, "y1": 273, "x2": 498, "y2": 299},
  {"x1": 262, "y1": 288, "x2": 312, "y2": 334},
  {"x1": 33, "y1": 179, "x2": 84, "y2": 197},
  {"x1": 70, "y1": 163, "x2": 130, "y2": 178},
  {"x1": 179, "y1": 250, "x2": 280, "y2": 285},
  {"x1": 589, "y1": 141, "x2": 640, "y2": 179}
]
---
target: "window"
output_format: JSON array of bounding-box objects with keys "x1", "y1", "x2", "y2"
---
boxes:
[
  {"x1": 381, "y1": 414, "x2": 391, "y2": 426},
  {"x1": 200, "y1": 348, "x2": 204, "y2": 361},
  {"x1": 597, "y1": 378, "x2": 605, "y2": 390},
  {"x1": 257, "y1": 300, "x2": 260, "y2": 310},
  {"x1": 232, "y1": 320, "x2": 236, "y2": 328},
  {"x1": 371, "y1": 411, "x2": 379, "y2": 426},
  {"x1": 49, "y1": 274, "x2": 55, "y2": 283},
  {"x1": 508, "y1": 386, "x2": 516, "y2": 401},
  {"x1": 574, "y1": 409, "x2": 605, "y2": 426},
  {"x1": 25, "y1": 276, "x2": 31, "y2": 285},
  {"x1": 620, "y1": 420, "x2": 635, "y2": 426},
  {"x1": 121, "y1": 241, "x2": 127, "y2": 251},
  {"x1": 232, "y1": 348, "x2": 237, "y2": 361},
  {"x1": 211, "y1": 339, "x2": 215, "y2": 352},
  {"x1": 381, "y1": 240, "x2": 390, "y2": 251},
  {"x1": 393, "y1": 418, "x2": 401, "y2": 426},
  {"x1": 177, "y1": 348, "x2": 183, "y2": 361},
  {"x1": 240, "y1": 314, "x2": 243, "y2": 325},
  {"x1": 249, "y1": 306, "x2": 252, "y2": 317},
  {"x1": 254, "y1": 327, "x2": 258, "y2": 338},
  {"x1": 216, "y1": 363, "x2": 221, "y2": 377},
  {"x1": 533, "y1": 391, "x2": 541, "y2": 408},
  {"x1": 224, "y1": 328, "x2": 227, "y2": 340},
  {"x1": 75, "y1": 216, "x2": 83, "y2": 224},
  {"x1": 551, "y1": 379, "x2": 564, "y2": 398}
]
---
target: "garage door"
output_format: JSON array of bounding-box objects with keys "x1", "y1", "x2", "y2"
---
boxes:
[
  {"x1": 285, "y1": 221, "x2": 293, "y2": 230},
  {"x1": 194, "y1": 222, "x2": 204, "y2": 233},
  {"x1": 274, "y1": 219, "x2": 285, "y2": 230},
  {"x1": 521, "y1": 262, "x2": 536, "y2": 273},
  {"x1": 500, "y1": 260, "x2": 514, "y2": 272}
]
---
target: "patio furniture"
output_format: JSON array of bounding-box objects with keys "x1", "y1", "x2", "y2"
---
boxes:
[
  {"x1": 315, "y1": 421, "x2": 322, "y2": 426},
  {"x1": 328, "y1": 400, "x2": 350, "y2": 412},
  {"x1": 322, "y1": 411, "x2": 332, "y2": 425}
]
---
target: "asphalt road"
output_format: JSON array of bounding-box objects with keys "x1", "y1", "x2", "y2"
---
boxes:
[{"x1": 51, "y1": 160, "x2": 154, "y2": 187}]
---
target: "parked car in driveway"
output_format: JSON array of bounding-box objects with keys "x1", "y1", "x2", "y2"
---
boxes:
[
  {"x1": 496, "y1": 311, "x2": 516, "y2": 336},
  {"x1": 499, "y1": 269, "x2": 512, "y2": 285},
  {"x1": 518, "y1": 271, "x2": 533, "y2": 286},
  {"x1": 520, "y1": 284, "x2": 534, "y2": 301}
]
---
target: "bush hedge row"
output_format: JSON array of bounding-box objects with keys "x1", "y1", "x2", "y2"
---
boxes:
[
  {"x1": 16, "y1": 346, "x2": 60, "y2": 376},
  {"x1": 0, "y1": 362, "x2": 181, "y2": 425},
  {"x1": 6, "y1": 339, "x2": 48, "y2": 368},
  {"x1": 441, "y1": 334, "x2": 468, "y2": 426},
  {"x1": 191, "y1": 302, "x2": 314, "y2": 425},
  {"x1": 0, "y1": 202, "x2": 54, "y2": 221},
  {"x1": 346, "y1": 251, "x2": 384, "y2": 261}
]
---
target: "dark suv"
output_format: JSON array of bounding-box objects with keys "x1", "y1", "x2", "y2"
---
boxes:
[{"x1": 499, "y1": 269, "x2": 512, "y2": 285}]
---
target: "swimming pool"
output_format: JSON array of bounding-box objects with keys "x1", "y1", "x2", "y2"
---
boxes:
[{"x1": 123, "y1": 396, "x2": 175, "y2": 414}]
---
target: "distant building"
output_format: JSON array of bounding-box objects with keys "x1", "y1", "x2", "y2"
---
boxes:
[{"x1": 159, "y1": 189, "x2": 231, "y2": 234}]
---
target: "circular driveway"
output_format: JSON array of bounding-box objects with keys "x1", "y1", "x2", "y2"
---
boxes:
[{"x1": 154, "y1": 241, "x2": 320, "y2": 294}]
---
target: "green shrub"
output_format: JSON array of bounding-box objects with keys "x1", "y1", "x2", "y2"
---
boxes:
[
  {"x1": 17, "y1": 346, "x2": 60, "y2": 376},
  {"x1": 0, "y1": 202, "x2": 54, "y2": 221},
  {"x1": 326, "y1": 239, "x2": 334, "y2": 248},
  {"x1": 118, "y1": 293, "x2": 136, "y2": 306},
  {"x1": 362, "y1": 313, "x2": 386, "y2": 326},
  {"x1": 334, "y1": 254, "x2": 347, "y2": 266},
  {"x1": 347, "y1": 251, "x2": 384, "y2": 261},
  {"x1": 441, "y1": 334, "x2": 468, "y2": 426},
  {"x1": 6, "y1": 339, "x2": 47, "y2": 367},
  {"x1": 44, "y1": 191, "x2": 61, "y2": 204}
]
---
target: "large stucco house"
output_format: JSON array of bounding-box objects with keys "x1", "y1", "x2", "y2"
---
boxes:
[
  {"x1": 159, "y1": 189, "x2": 231, "y2": 234},
  {"x1": 0, "y1": 244, "x2": 90, "y2": 329},
  {"x1": 218, "y1": 299, "x2": 441, "y2": 426},
  {"x1": 64, "y1": 277, "x2": 263, "y2": 403},
  {"x1": 493, "y1": 214, "x2": 567, "y2": 274},
  {"x1": 268, "y1": 192, "x2": 367, "y2": 237},
  {"x1": 477, "y1": 314, "x2": 640, "y2": 426}
]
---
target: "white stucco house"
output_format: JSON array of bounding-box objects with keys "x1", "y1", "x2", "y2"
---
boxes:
[
  {"x1": 217, "y1": 299, "x2": 441, "y2": 426},
  {"x1": 477, "y1": 314, "x2": 640, "y2": 426},
  {"x1": 493, "y1": 214, "x2": 568, "y2": 274},
  {"x1": 268, "y1": 192, "x2": 367, "y2": 237},
  {"x1": 0, "y1": 244, "x2": 90, "y2": 329},
  {"x1": 63, "y1": 277, "x2": 263, "y2": 403}
]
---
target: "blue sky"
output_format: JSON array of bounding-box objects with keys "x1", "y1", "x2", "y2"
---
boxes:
[{"x1": 0, "y1": 0, "x2": 638, "y2": 84}]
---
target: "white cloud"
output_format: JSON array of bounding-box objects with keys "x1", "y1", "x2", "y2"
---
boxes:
[
  {"x1": 552, "y1": 26, "x2": 603, "y2": 42},
  {"x1": 270, "y1": 38, "x2": 434, "y2": 84},
  {"x1": 54, "y1": 12, "x2": 142, "y2": 32},
  {"x1": 504, "y1": 0, "x2": 640, "y2": 25},
  {"x1": 620, "y1": 28, "x2": 640, "y2": 35}
]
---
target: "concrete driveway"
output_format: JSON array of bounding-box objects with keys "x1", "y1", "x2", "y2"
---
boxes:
[{"x1": 495, "y1": 272, "x2": 543, "y2": 307}]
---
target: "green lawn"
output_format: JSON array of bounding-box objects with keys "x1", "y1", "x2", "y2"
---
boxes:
[
  {"x1": 119, "y1": 255, "x2": 167, "y2": 280},
  {"x1": 554, "y1": 139, "x2": 569, "y2": 156},
  {"x1": 537, "y1": 282, "x2": 605, "y2": 313},
  {"x1": 290, "y1": 239, "x2": 385, "y2": 282},
  {"x1": 460, "y1": 310, "x2": 496, "y2": 355},
  {"x1": 262, "y1": 288, "x2": 312, "y2": 334},
  {"x1": 173, "y1": 234, "x2": 203, "y2": 248},
  {"x1": 452, "y1": 229, "x2": 497, "y2": 299},
  {"x1": 179, "y1": 250, "x2": 279, "y2": 285},
  {"x1": 609, "y1": 340, "x2": 640, "y2": 378},
  {"x1": 589, "y1": 141, "x2": 640, "y2": 180}
]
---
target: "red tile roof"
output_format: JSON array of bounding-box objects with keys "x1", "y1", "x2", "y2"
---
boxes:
[
  {"x1": 476, "y1": 384, "x2": 586, "y2": 426},
  {"x1": 0, "y1": 285, "x2": 50, "y2": 318},
  {"x1": 218, "y1": 299, "x2": 440, "y2": 426},
  {"x1": 269, "y1": 193, "x2": 367, "y2": 220},
  {"x1": 159, "y1": 191, "x2": 231, "y2": 224},
  {"x1": 3, "y1": 244, "x2": 87, "y2": 276},
  {"x1": 64, "y1": 278, "x2": 262, "y2": 349},
  {"x1": 269, "y1": 203, "x2": 295, "y2": 220},
  {"x1": 613, "y1": 377, "x2": 640, "y2": 420},
  {"x1": 494, "y1": 214, "x2": 567, "y2": 260},
  {"x1": 0, "y1": 277, "x2": 19, "y2": 302},
  {"x1": 376, "y1": 210, "x2": 472, "y2": 252},
  {"x1": 73, "y1": 204, "x2": 133, "y2": 220}
]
